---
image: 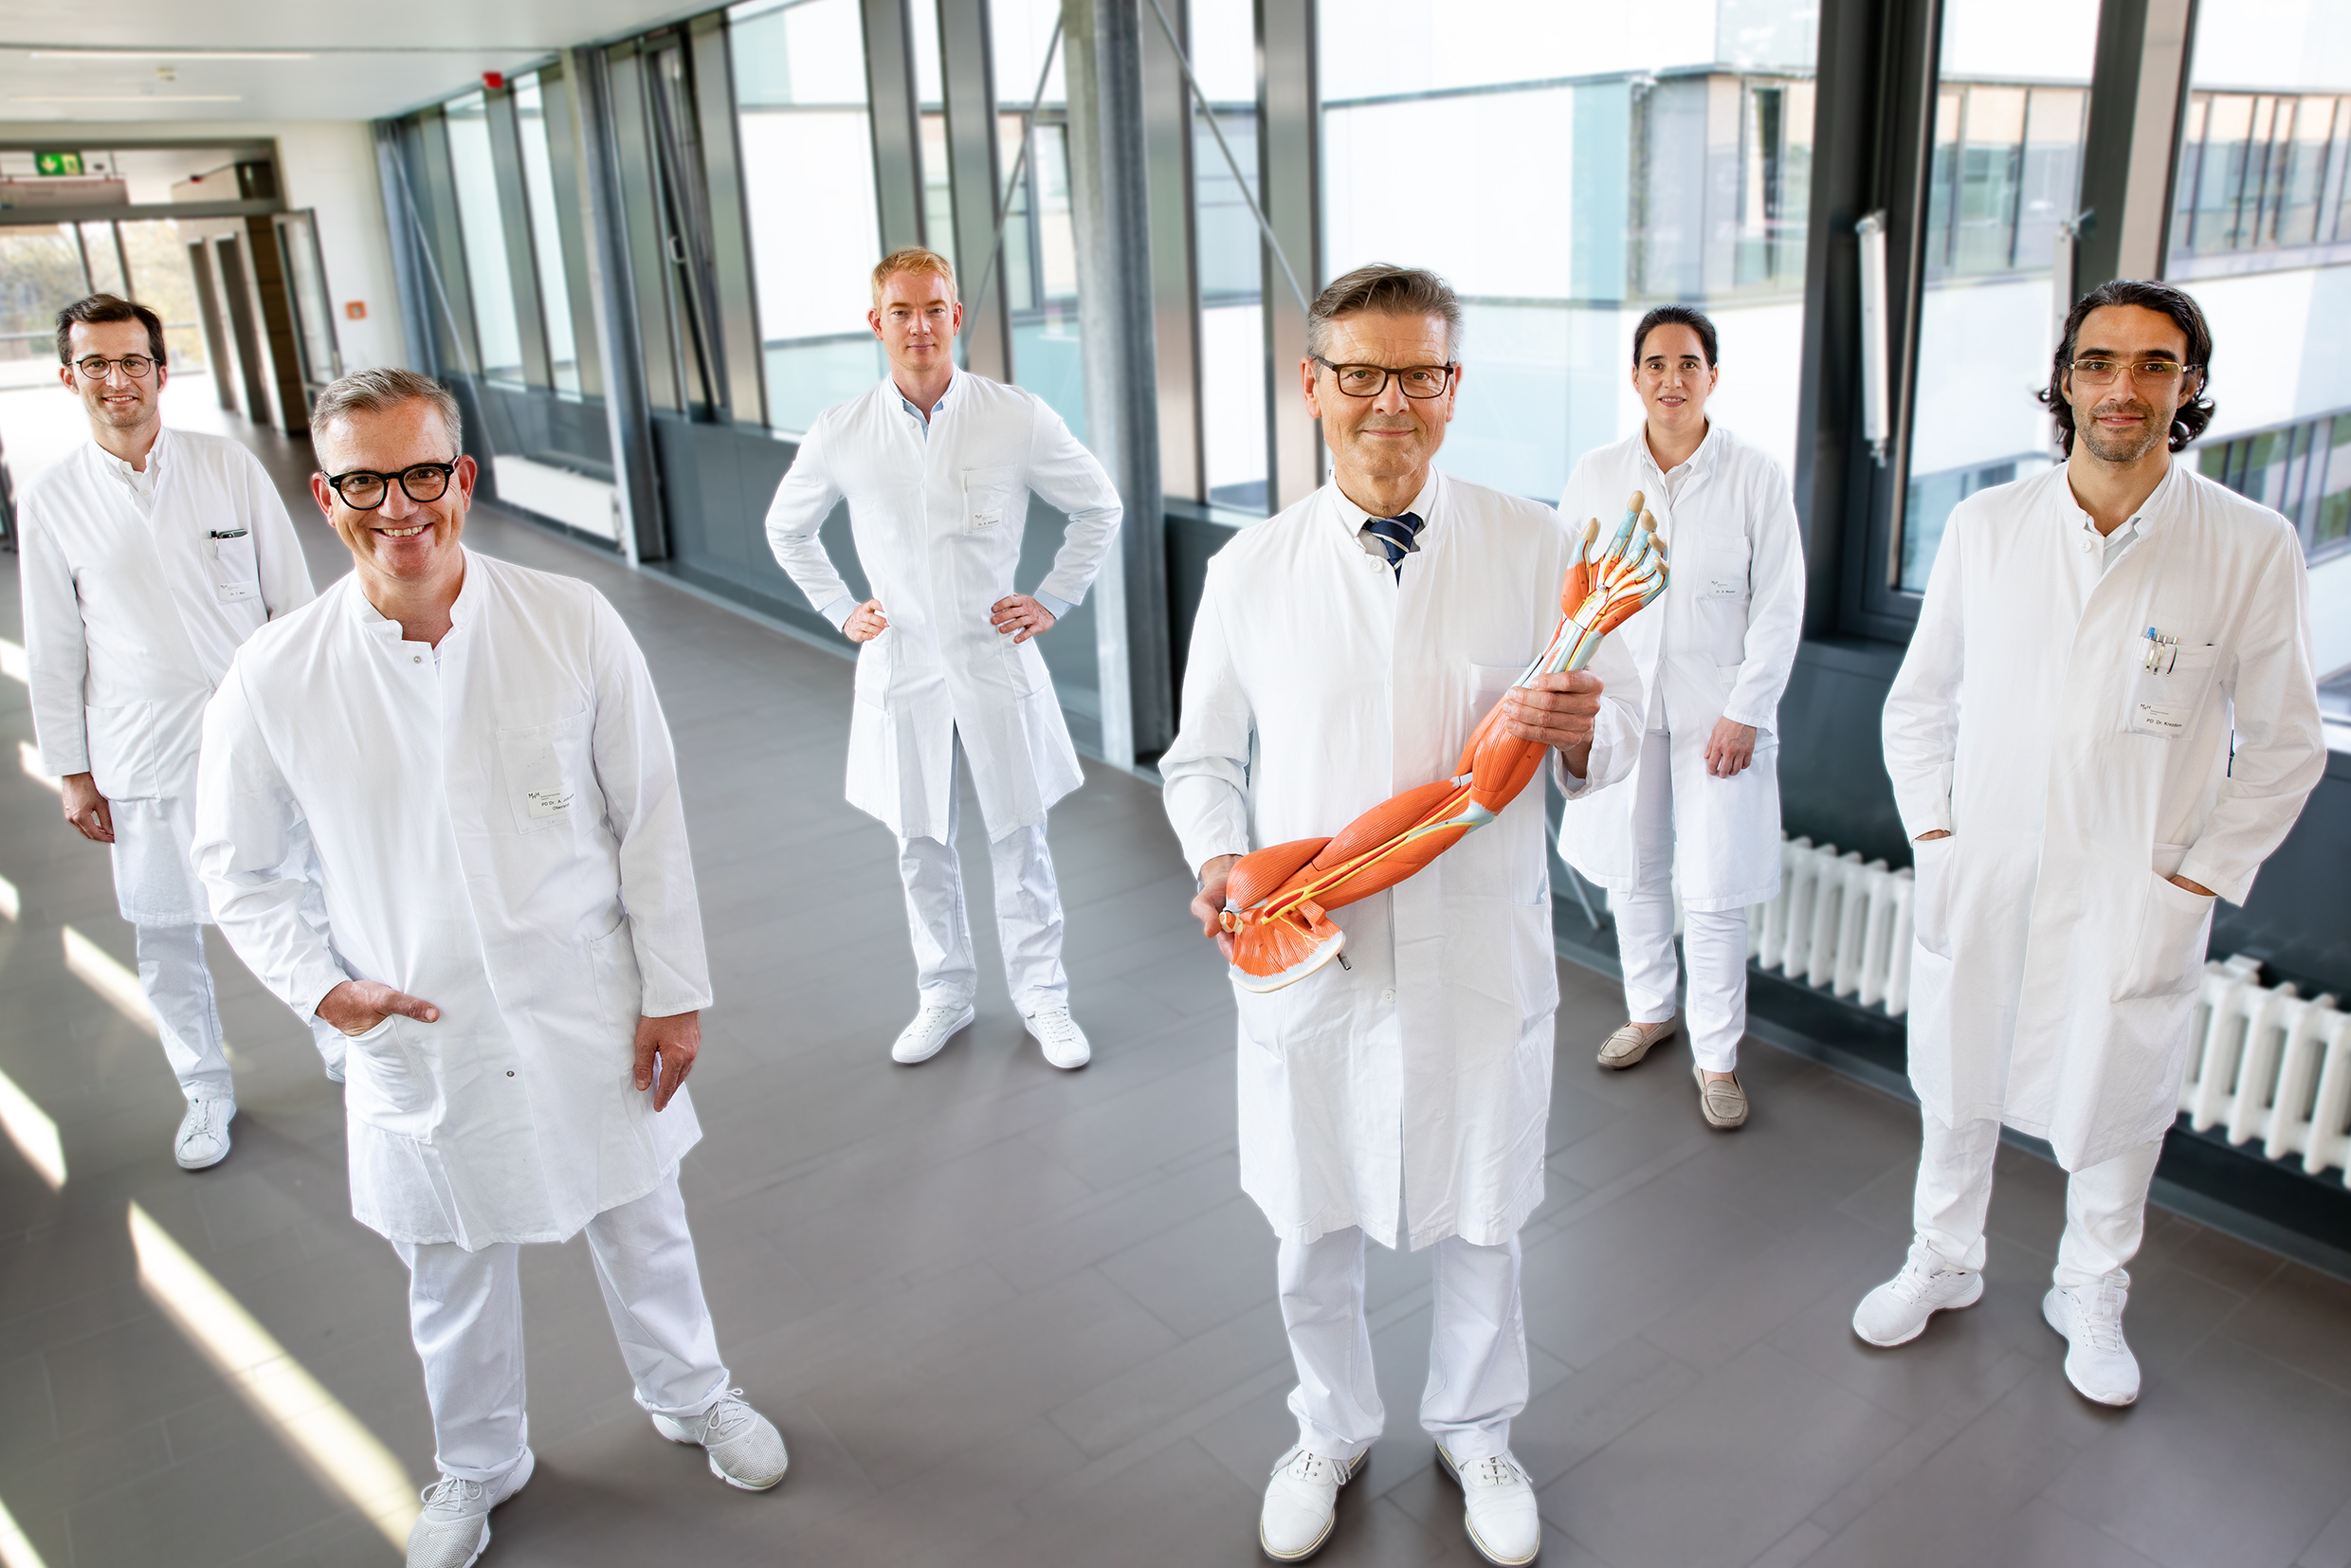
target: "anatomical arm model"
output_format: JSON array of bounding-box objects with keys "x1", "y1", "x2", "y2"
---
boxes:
[{"x1": 1221, "y1": 493, "x2": 1669, "y2": 992}]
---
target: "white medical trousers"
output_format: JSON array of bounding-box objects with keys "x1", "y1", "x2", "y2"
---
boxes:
[
  {"x1": 391, "y1": 1170, "x2": 730, "y2": 1485},
  {"x1": 896, "y1": 738, "x2": 1066, "y2": 1016},
  {"x1": 1616, "y1": 729, "x2": 1748, "y2": 1072},
  {"x1": 1912, "y1": 1109, "x2": 2164, "y2": 1290},
  {"x1": 1277, "y1": 1227, "x2": 1527, "y2": 1465},
  {"x1": 135, "y1": 922, "x2": 234, "y2": 1103}
]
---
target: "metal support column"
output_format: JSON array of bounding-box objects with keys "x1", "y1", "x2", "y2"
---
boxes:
[
  {"x1": 863, "y1": 0, "x2": 930, "y2": 252},
  {"x1": 937, "y1": 0, "x2": 1011, "y2": 379},
  {"x1": 1140, "y1": 0, "x2": 1201, "y2": 504},
  {"x1": 1064, "y1": 0, "x2": 1174, "y2": 762},
  {"x1": 2076, "y1": 0, "x2": 2198, "y2": 287},
  {"x1": 569, "y1": 46, "x2": 665, "y2": 564},
  {"x1": 1256, "y1": 0, "x2": 1321, "y2": 511}
]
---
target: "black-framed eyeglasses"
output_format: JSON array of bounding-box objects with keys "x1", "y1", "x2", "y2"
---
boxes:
[
  {"x1": 1312, "y1": 357, "x2": 1457, "y2": 400},
  {"x1": 72, "y1": 354, "x2": 155, "y2": 381},
  {"x1": 2066, "y1": 356, "x2": 2202, "y2": 387},
  {"x1": 323, "y1": 461, "x2": 460, "y2": 511}
]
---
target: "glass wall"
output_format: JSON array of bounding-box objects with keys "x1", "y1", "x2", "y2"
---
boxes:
[
  {"x1": 729, "y1": 0, "x2": 886, "y2": 433},
  {"x1": 992, "y1": 0, "x2": 1086, "y2": 437},
  {"x1": 1191, "y1": 0, "x2": 1265, "y2": 512},
  {"x1": 444, "y1": 91, "x2": 527, "y2": 385},
  {"x1": 1894, "y1": 0, "x2": 2098, "y2": 592},
  {"x1": 1316, "y1": 0, "x2": 1818, "y2": 508},
  {"x1": 515, "y1": 72, "x2": 586, "y2": 394}
]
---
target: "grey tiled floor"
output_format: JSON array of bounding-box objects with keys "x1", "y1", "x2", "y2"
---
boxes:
[{"x1": 2, "y1": 423, "x2": 2349, "y2": 1567}]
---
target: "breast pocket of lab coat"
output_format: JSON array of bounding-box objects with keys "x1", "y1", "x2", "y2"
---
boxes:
[
  {"x1": 207, "y1": 530, "x2": 263, "y2": 607},
  {"x1": 961, "y1": 465, "x2": 1023, "y2": 535},
  {"x1": 495, "y1": 706, "x2": 593, "y2": 837},
  {"x1": 2121, "y1": 639, "x2": 2221, "y2": 739}
]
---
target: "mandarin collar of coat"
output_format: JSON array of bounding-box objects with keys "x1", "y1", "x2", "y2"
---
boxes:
[{"x1": 346, "y1": 543, "x2": 476, "y2": 639}]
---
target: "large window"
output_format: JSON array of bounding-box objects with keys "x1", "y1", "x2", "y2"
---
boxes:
[
  {"x1": 445, "y1": 90, "x2": 527, "y2": 385},
  {"x1": 992, "y1": 0, "x2": 1087, "y2": 438},
  {"x1": 730, "y1": 0, "x2": 885, "y2": 434},
  {"x1": 1894, "y1": 0, "x2": 2097, "y2": 593},
  {"x1": 1190, "y1": 0, "x2": 1264, "y2": 512},
  {"x1": 515, "y1": 73, "x2": 586, "y2": 394},
  {"x1": 1315, "y1": 0, "x2": 1817, "y2": 508}
]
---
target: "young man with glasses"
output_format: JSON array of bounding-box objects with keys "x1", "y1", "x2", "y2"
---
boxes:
[
  {"x1": 18, "y1": 293, "x2": 340, "y2": 1169},
  {"x1": 1163, "y1": 264, "x2": 1644, "y2": 1566},
  {"x1": 1554, "y1": 306, "x2": 1806, "y2": 1130},
  {"x1": 763, "y1": 247, "x2": 1122, "y2": 1071},
  {"x1": 1858, "y1": 280, "x2": 2324, "y2": 1406},
  {"x1": 193, "y1": 369, "x2": 785, "y2": 1568}
]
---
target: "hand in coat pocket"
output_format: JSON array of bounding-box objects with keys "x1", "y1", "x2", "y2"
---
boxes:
[{"x1": 1911, "y1": 833, "x2": 1958, "y2": 958}]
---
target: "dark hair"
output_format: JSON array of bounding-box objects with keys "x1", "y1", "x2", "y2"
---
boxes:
[
  {"x1": 1631, "y1": 305, "x2": 1718, "y2": 368},
  {"x1": 56, "y1": 294, "x2": 167, "y2": 368},
  {"x1": 1307, "y1": 264, "x2": 1464, "y2": 361},
  {"x1": 2038, "y1": 278, "x2": 2215, "y2": 456}
]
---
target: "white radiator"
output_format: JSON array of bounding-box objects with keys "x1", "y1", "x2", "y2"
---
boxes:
[
  {"x1": 1615, "y1": 835, "x2": 2351, "y2": 1186},
  {"x1": 491, "y1": 455, "x2": 620, "y2": 542}
]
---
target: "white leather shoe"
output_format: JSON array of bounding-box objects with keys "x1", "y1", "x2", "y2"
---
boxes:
[
  {"x1": 173, "y1": 1096, "x2": 234, "y2": 1170},
  {"x1": 891, "y1": 1004, "x2": 975, "y2": 1065},
  {"x1": 1597, "y1": 1017, "x2": 1676, "y2": 1068},
  {"x1": 405, "y1": 1449, "x2": 533, "y2": 1568},
  {"x1": 1436, "y1": 1444, "x2": 1541, "y2": 1566},
  {"x1": 2044, "y1": 1274, "x2": 2141, "y2": 1406},
  {"x1": 1852, "y1": 1238, "x2": 1983, "y2": 1346},
  {"x1": 652, "y1": 1389, "x2": 788, "y2": 1489},
  {"x1": 1259, "y1": 1445, "x2": 1362, "y2": 1561},
  {"x1": 1023, "y1": 1005, "x2": 1090, "y2": 1069}
]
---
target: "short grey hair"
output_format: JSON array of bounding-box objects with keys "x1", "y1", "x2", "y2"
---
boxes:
[
  {"x1": 1306, "y1": 264, "x2": 1464, "y2": 363},
  {"x1": 308, "y1": 367, "x2": 464, "y2": 450}
]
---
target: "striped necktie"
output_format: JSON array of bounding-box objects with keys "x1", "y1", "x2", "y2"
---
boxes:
[{"x1": 1361, "y1": 511, "x2": 1424, "y2": 580}]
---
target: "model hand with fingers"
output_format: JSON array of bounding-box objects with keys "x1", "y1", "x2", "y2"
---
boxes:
[{"x1": 1557, "y1": 305, "x2": 1808, "y2": 1133}]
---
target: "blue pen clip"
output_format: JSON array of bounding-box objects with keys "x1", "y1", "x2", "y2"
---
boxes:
[{"x1": 2141, "y1": 627, "x2": 2178, "y2": 674}]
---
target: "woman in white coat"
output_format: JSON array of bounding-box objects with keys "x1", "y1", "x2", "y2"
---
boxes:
[
  {"x1": 766, "y1": 248, "x2": 1121, "y2": 1070},
  {"x1": 1855, "y1": 282, "x2": 2324, "y2": 1408},
  {"x1": 1557, "y1": 307, "x2": 1804, "y2": 1129}
]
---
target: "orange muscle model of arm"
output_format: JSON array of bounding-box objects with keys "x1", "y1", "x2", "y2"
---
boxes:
[{"x1": 1220, "y1": 492, "x2": 1668, "y2": 992}]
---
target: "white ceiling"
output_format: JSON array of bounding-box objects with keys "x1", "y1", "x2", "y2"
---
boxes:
[{"x1": 0, "y1": 0, "x2": 714, "y2": 124}]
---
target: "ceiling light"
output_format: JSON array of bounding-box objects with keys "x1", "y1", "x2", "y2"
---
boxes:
[{"x1": 26, "y1": 49, "x2": 314, "y2": 62}]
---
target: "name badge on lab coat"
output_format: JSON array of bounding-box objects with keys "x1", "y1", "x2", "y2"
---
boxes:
[
  {"x1": 525, "y1": 787, "x2": 574, "y2": 819},
  {"x1": 216, "y1": 581, "x2": 258, "y2": 602},
  {"x1": 1707, "y1": 577, "x2": 1741, "y2": 599}
]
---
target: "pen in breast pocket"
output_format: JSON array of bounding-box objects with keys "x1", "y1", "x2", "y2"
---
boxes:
[
  {"x1": 2141, "y1": 627, "x2": 2178, "y2": 674},
  {"x1": 208, "y1": 528, "x2": 248, "y2": 540}
]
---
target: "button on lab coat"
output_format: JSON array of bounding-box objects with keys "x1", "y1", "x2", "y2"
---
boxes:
[
  {"x1": 1555, "y1": 424, "x2": 1804, "y2": 909},
  {"x1": 194, "y1": 553, "x2": 712, "y2": 1247},
  {"x1": 1884, "y1": 464, "x2": 2324, "y2": 1169},
  {"x1": 18, "y1": 427, "x2": 315, "y2": 921},
  {"x1": 764, "y1": 370, "x2": 1122, "y2": 842},
  {"x1": 1162, "y1": 475, "x2": 1644, "y2": 1250}
]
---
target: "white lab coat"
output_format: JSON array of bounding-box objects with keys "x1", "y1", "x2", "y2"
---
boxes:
[
  {"x1": 1162, "y1": 474, "x2": 1644, "y2": 1250},
  {"x1": 18, "y1": 426, "x2": 315, "y2": 921},
  {"x1": 1555, "y1": 424, "x2": 1804, "y2": 908},
  {"x1": 1885, "y1": 463, "x2": 2324, "y2": 1170},
  {"x1": 763, "y1": 369, "x2": 1123, "y2": 842},
  {"x1": 193, "y1": 552, "x2": 712, "y2": 1248}
]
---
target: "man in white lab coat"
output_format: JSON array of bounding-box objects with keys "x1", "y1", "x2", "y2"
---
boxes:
[
  {"x1": 18, "y1": 293, "x2": 341, "y2": 1172},
  {"x1": 1558, "y1": 307, "x2": 1805, "y2": 1129},
  {"x1": 1163, "y1": 265, "x2": 1643, "y2": 1567},
  {"x1": 192, "y1": 370, "x2": 786, "y2": 1568},
  {"x1": 765, "y1": 246, "x2": 1122, "y2": 1070},
  {"x1": 1855, "y1": 281, "x2": 2324, "y2": 1407}
]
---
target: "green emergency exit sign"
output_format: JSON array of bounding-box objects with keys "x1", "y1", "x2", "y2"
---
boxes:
[{"x1": 35, "y1": 152, "x2": 82, "y2": 176}]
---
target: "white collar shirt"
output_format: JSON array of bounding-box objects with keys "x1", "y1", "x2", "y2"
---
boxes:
[{"x1": 1333, "y1": 473, "x2": 1440, "y2": 567}]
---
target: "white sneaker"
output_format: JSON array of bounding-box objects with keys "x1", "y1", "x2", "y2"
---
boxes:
[
  {"x1": 1023, "y1": 1005, "x2": 1090, "y2": 1069},
  {"x1": 1851, "y1": 1238, "x2": 1984, "y2": 1346},
  {"x1": 173, "y1": 1096, "x2": 234, "y2": 1170},
  {"x1": 891, "y1": 1004, "x2": 975, "y2": 1065},
  {"x1": 652, "y1": 1389, "x2": 788, "y2": 1490},
  {"x1": 1260, "y1": 1446, "x2": 1362, "y2": 1561},
  {"x1": 1436, "y1": 1444, "x2": 1541, "y2": 1566},
  {"x1": 2044, "y1": 1273, "x2": 2141, "y2": 1406},
  {"x1": 405, "y1": 1449, "x2": 534, "y2": 1568}
]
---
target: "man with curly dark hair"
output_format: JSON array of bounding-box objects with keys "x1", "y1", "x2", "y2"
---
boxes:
[{"x1": 1854, "y1": 279, "x2": 2324, "y2": 1408}]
